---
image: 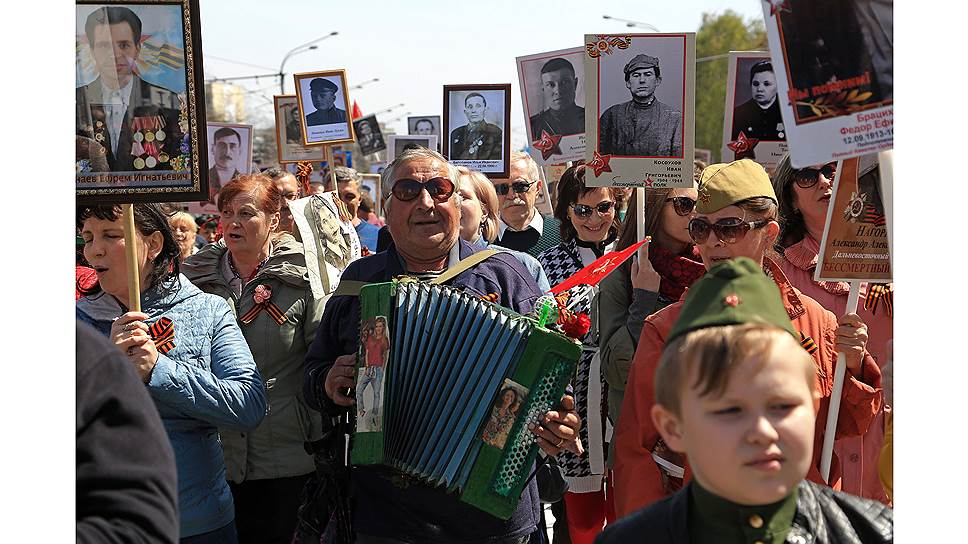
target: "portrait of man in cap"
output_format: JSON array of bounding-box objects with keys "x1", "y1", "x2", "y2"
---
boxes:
[
  {"x1": 449, "y1": 92, "x2": 503, "y2": 160},
  {"x1": 305, "y1": 77, "x2": 347, "y2": 126},
  {"x1": 353, "y1": 115, "x2": 386, "y2": 155},
  {"x1": 598, "y1": 53, "x2": 682, "y2": 157},
  {"x1": 529, "y1": 57, "x2": 585, "y2": 138}
]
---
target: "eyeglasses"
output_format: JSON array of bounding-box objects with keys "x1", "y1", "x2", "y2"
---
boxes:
[
  {"x1": 687, "y1": 217, "x2": 771, "y2": 244},
  {"x1": 494, "y1": 180, "x2": 536, "y2": 196},
  {"x1": 390, "y1": 177, "x2": 456, "y2": 202},
  {"x1": 665, "y1": 196, "x2": 696, "y2": 216},
  {"x1": 793, "y1": 163, "x2": 837, "y2": 189},
  {"x1": 571, "y1": 201, "x2": 616, "y2": 218}
]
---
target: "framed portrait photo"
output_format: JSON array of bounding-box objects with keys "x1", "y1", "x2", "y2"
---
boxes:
[
  {"x1": 359, "y1": 173, "x2": 383, "y2": 217},
  {"x1": 516, "y1": 47, "x2": 587, "y2": 165},
  {"x1": 274, "y1": 95, "x2": 326, "y2": 164},
  {"x1": 762, "y1": 1, "x2": 893, "y2": 167},
  {"x1": 294, "y1": 69, "x2": 354, "y2": 146},
  {"x1": 205, "y1": 122, "x2": 252, "y2": 203},
  {"x1": 442, "y1": 84, "x2": 511, "y2": 178},
  {"x1": 352, "y1": 115, "x2": 387, "y2": 156},
  {"x1": 407, "y1": 115, "x2": 441, "y2": 137},
  {"x1": 721, "y1": 51, "x2": 788, "y2": 174},
  {"x1": 583, "y1": 33, "x2": 695, "y2": 188},
  {"x1": 386, "y1": 134, "x2": 439, "y2": 162},
  {"x1": 75, "y1": 0, "x2": 208, "y2": 204}
]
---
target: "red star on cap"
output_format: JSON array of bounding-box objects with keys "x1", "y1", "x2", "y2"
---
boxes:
[
  {"x1": 532, "y1": 130, "x2": 563, "y2": 160},
  {"x1": 587, "y1": 151, "x2": 612, "y2": 177},
  {"x1": 727, "y1": 131, "x2": 760, "y2": 155},
  {"x1": 724, "y1": 294, "x2": 740, "y2": 307}
]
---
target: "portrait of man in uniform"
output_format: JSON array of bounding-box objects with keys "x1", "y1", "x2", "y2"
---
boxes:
[
  {"x1": 305, "y1": 77, "x2": 347, "y2": 126},
  {"x1": 449, "y1": 93, "x2": 503, "y2": 160},
  {"x1": 731, "y1": 60, "x2": 784, "y2": 143},
  {"x1": 75, "y1": 6, "x2": 184, "y2": 173},
  {"x1": 206, "y1": 124, "x2": 251, "y2": 202},
  {"x1": 353, "y1": 115, "x2": 387, "y2": 156},
  {"x1": 529, "y1": 57, "x2": 584, "y2": 137},
  {"x1": 598, "y1": 54, "x2": 682, "y2": 157},
  {"x1": 285, "y1": 103, "x2": 302, "y2": 144}
]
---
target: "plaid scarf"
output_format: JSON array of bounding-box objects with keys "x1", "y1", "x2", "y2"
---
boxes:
[{"x1": 649, "y1": 244, "x2": 706, "y2": 300}]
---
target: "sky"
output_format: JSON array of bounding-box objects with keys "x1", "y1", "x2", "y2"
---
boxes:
[{"x1": 199, "y1": 0, "x2": 764, "y2": 149}]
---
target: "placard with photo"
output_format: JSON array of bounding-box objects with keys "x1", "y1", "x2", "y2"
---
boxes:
[
  {"x1": 387, "y1": 134, "x2": 439, "y2": 162},
  {"x1": 205, "y1": 122, "x2": 252, "y2": 204},
  {"x1": 274, "y1": 95, "x2": 326, "y2": 163},
  {"x1": 75, "y1": 0, "x2": 208, "y2": 203},
  {"x1": 294, "y1": 69, "x2": 354, "y2": 146},
  {"x1": 721, "y1": 51, "x2": 789, "y2": 174},
  {"x1": 359, "y1": 173, "x2": 382, "y2": 217},
  {"x1": 443, "y1": 84, "x2": 511, "y2": 178},
  {"x1": 407, "y1": 115, "x2": 441, "y2": 137},
  {"x1": 516, "y1": 47, "x2": 586, "y2": 165},
  {"x1": 761, "y1": 0, "x2": 893, "y2": 167},
  {"x1": 353, "y1": 114, "x2": 387, "y2": 156},
  {"x1": 583, "y1": 33, "x2": 696, "y2": 188}
]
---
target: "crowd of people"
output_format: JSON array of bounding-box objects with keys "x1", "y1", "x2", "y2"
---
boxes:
[{"x1": 76, "y1": 147, "x2": 893, "y2": 543}]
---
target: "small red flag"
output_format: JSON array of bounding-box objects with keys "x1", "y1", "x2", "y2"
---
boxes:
[
  {"x1": 550, "y1": 238, "x2": 650, "y2": 294},
  {"x1": 351, "y1": 100, "x2": 363, "y2": 120}
]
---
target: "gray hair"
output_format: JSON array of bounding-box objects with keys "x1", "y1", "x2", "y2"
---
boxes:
[
  {"x1": 333, "y1": 166, "x2": 362, "y2": 189},
  {"x1": 380, "y1": 146, "x2": 460, "y2": 209},
  {"x1": 510, "y1": 150, "x2": 540, "y2": 182}
]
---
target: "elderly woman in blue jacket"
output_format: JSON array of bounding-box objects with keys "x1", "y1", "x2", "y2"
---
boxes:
[{"x1": 76, "y1": 202, "x2": 267, "y2": 543}]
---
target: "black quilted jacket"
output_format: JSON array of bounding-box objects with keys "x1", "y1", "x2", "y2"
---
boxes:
[{"x1": 595, "y1": 481, "x2": 893, "y2": 544}]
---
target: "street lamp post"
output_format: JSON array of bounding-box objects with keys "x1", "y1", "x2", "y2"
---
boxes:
[
  {"x1": 601, "y1": 15, "x2": 661, "y2": 32},
  {"x1": 371, "y1": 103, "x2": 405, "y2": 117},
  {"x1": 278, "y1": 31, "x2": 339, "y2": 94},
  {"x1": 350, "y1": 78, "x2": 380, "y2": 91}
]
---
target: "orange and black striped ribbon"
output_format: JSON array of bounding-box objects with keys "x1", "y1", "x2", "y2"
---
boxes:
[
  {"x1": 799, "y1": 332, "x2": 819, "y2": 355},
  {"x1": 864, "y1": 283, "x2": 893, "y2": 318},
  {"x1": 240, "y1": 301, "x2": 287, "y2": 325},
  {"x1": 148, "y1": 317, "x2": 175, "y2": 354}
]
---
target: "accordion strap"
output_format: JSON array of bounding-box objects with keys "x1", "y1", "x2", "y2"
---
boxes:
[{"x1": 329, "y1": 249, "x2": 501, "y2": 297}]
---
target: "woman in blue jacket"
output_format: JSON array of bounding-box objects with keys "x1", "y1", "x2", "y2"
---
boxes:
[{"x1": 77, "y1": 203, "x2": 267, "y2": 543}]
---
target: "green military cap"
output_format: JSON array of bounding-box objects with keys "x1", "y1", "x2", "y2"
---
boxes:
[
  {"x1": 667, "y1": 257, "x2": 796, "y2": 344},
  {"x1": 310, "y1": 78, "x2": 338, "y2": 93},
  {"x1": 624, "y1": 54, "x2": 660, "y2": 76},
  {"x1": 696, "y1": 159, "x2": 777, "y2": 214}
]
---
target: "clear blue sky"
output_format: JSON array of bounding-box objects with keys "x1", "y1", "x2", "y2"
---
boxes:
[{"x1": 199, "y1": 0, "x2": 764, "y2": 146}]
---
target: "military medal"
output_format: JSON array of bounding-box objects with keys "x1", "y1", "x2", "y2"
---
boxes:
[
  {"x1": 133, "y1": 157, "x2": 146, "y2": 170},
  {"x1": 145, "y1": 156, "x2": 157, "y2": 168},
  {"x1": 777, "y1": 123, "x2": 785, "y2": 139},
  {"x1": 133, "y1": 131, "x2": 144, "y2": 143},
  {"x1": 159, "y1": 152, "x2": 169, "y2": 163},
  {"x1": 95, "y1": 133, "x2": 104, "y2": 142},
  {"x1": 844, "y1": 192, "x2": 868, "y2": 222},
  {"x1": 155, "y1": 130, "x2": 166, "y2": 141},
  {"x1": 145, "y1": 131, "x2": 155, "y2": 142}
]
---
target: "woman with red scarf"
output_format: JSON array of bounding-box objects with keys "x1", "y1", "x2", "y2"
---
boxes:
[{"x1": 599, "y1": 182, "x2": 702, "y2": 445}]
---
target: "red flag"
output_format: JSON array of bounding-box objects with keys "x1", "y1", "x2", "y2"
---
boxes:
[
  {"x1": 550, "y1": 238, "x2": 650, "y2": 294},
  {"x1": 351, "y1": 100, "x2": 363, "y2": 120}
]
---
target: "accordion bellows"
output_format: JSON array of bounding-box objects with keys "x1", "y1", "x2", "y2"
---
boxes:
[{"x1": 352, "y1": 280, "x2": 580, "y2": 519}]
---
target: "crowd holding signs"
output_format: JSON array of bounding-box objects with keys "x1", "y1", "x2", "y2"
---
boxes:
[{"x1": 74, "y1": 1, "x2": 895, "y2": 543}]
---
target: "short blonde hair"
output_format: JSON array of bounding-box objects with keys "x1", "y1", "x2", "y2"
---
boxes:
[
  {"x1": 456, "y1": 166, "x2": 499, "y2": 242},
  {"x1": 168, "y1": 211, "x2": 197, "y2": 234},
  {"x1": 655, "y1": 323, "x2": 815, "y2": 416}
]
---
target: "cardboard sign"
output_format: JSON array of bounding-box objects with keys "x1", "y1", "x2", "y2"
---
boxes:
[
  {"x1": 816, "y1": 155, "x2": 892, "y2": 282},
  {"x1": 516, "y1": 46, "x2": 587, "y2": 165}
]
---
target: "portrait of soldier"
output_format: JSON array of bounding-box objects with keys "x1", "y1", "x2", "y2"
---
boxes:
[
  {"x1": 598, "y1": 54, "x2": 682, "y2": 157},
  {"x1": 449, "y1": 92, "x2": 502, "y2": 160},
  {"x1": 354, "y1": 117, "x2": 386, "y2": 155},
  {"x1": 305, "y1": 78, "x2": 347, "y2": 126},
  {"x1": 731, "y1": 60, "x2": 784, "y2": 143},
  {"x1": 75, "y1": 6, "x2": 183, "y2": 172},
  {"x1": 285, "y1": 103, "x2": 302, "y2": 144},
  {"x1": 529, "y1": 57, "x2": 584, "y2": 138},
  {"x1": 207, "y1": 126, "x2": 244, "y2": 202}
]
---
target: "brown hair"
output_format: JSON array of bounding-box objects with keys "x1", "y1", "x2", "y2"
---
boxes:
[
  {"x1": 553, "y1": 163, "x2": 622, "y2": 243},
  {"x1": 217, "y1": 173, "x2": 284, "y2": 217},
  {"x1": 771, "y1": 153, "x2": 807, "y2": 252},
  {"x1": 615, "y1": 187, "x2": 674, "y2": 251},
  {"x1": 655, "y1": 323, "x2": 815, "y2": 415}
]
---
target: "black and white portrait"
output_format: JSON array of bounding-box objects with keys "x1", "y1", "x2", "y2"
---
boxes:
[
  {"x1": 517, "y1": 47, "x2": 586, "y2": 164},
  {"x1": 387, "y1": 135, "x2": 438, "y2": 162},
  {"x1": 206, "y1": 122, "x2": 252, "y2": 203},
  {"x1": 294, "y1": 70, "x2": 354, "y2": 145},
  {"x1": 274, "y1": 95, "x2": 325, "y2": 163},
  {"x1": 731, "y1": 58, "x2": 784, "y2": 143},
  {"x1": 352, "y1": 115, "x2": 387, "y2": 156},
  {"x1": 596, "y1": 37, "x2": 686, "y2": 158},
  {"x1": 443, "y1": 84, "x2": 511, "y2": 178},
  {"x1": 407, "y1": 116, "x2": 441, "y2": 137}
]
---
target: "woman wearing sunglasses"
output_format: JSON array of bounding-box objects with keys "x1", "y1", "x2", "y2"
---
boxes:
[
  {"x1": 599, "y1": 182, "x2": 701, "y2": 450},
  {"x1": 772, "y1": 154, "x2": 893, "y2": 504},
  {"x1": 537, "y1": 164, "x2": 623, "y2": 544},
  {"x1": 612, "y1": 159, "x2": 882, "y2": 518}
]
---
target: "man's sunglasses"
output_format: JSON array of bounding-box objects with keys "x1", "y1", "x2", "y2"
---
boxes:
[
  {"x1": 571, "y1": 201, "x2": 616, "y2": 218},
  {"x1": 665, "y1": 196, "x2": 696, "y2": 216},
  {"x1": 793, "y1": 163, "x2": 837, "y2": 189},
  {"x1": 687, "y1": 217, "x2": 771, "y2": 244},
  {"x1": 391, "y1": 177, "x2": 456, "y2": 202},
  {"x1": 494, "y1": 180, "x2": 536, "y2": 196}
]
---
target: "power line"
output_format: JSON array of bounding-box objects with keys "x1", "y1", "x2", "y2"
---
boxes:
[{"x1": 205, "y1": 54, "x2": 276, "y2": 72}]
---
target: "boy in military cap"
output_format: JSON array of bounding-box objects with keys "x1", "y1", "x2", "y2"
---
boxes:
[
  {"x1": 306, "y1": 78, "x2": 347, "y2": 126},
  {"x1": 596, "y1": 258, "x2": 893, "y2": 543},
  {"x1": 612, "y1": 159, "x2": 882, "y2": 517},
  {"x1": 598, "y1": 53, "x2": 682, "y2": 157}
]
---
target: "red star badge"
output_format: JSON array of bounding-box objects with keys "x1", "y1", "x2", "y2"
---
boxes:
[
  {"x1": 644, "y1": 177, "x2": 655, "y2": 188},
  {"x1": 727, "y1": 131, "x2": 760, "y2": 155},
  {"x1": 723, "y1": 294, "x2": 740, "y2": 307},
  {"x1": 532, "y1": 130, "x2": 563, "y2": 160},
  {"x1": 587, "y1": 151, "x2": 612, "y2": 177}
]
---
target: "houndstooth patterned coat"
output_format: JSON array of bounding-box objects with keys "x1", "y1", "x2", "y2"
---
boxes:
[{"x1": 539, "y1": 239, "x2": 611, "y2": 493}]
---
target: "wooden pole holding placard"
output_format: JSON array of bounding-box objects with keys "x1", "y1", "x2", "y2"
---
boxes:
[
  {"x1": 819, "y1": 281, "x2": 861, "y2": 483},
  {"x1": 121, "y1": 204, "x2": 142, "y2": 313}
]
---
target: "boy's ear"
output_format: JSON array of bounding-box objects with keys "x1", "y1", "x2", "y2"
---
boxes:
[{"x1": 651, "y1": 404, "x2": 686, "y2": 453}]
